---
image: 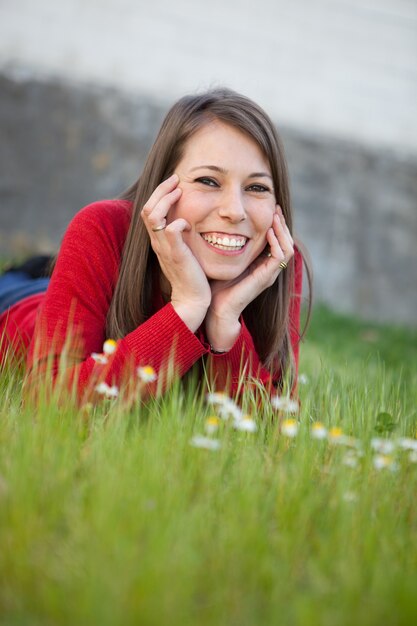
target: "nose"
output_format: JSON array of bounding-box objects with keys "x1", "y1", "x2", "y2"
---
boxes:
[{"x1": 218, "y1": 186, "x2": 246, "y2": 223}]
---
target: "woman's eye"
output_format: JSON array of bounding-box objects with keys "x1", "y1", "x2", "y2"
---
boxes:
[
  {"x1": 195, "y1": 177, "x2": 219, "y2": 187},
  {"x1": 247, "y1": 184, "x2": 270, "y2": 193}
]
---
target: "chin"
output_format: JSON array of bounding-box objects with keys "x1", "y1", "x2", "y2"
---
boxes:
[{"x1": 204, "y1": 266, "x2": 246, "y2": 282}]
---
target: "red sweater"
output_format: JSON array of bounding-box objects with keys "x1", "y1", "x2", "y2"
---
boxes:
[{"x1": 0, "y1": 200, "x2": 302, "y2": 399}]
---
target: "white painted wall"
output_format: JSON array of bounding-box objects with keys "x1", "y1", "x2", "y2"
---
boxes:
[{"x1": 1, "y1": 0, "x2": 416, "y2": 155}]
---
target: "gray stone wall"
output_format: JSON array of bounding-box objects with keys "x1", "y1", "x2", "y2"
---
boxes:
[
  {"x1": 1, "y1": 75, "x2": 416, "y2": 325},
  {"x1": 2, "y1": 0, "x2": 416, "y2": 154}
]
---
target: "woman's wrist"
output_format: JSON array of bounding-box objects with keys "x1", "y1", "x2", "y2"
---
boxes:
[
  {"x1": 205, "y1": 313, "x2": 241, "y2": 354},
  {"x1": 171, "y1": 300, "x2": 209, "y2": 333},
  {"x1": 209, "y1": 345, "x2": 228, "y2": 354}
]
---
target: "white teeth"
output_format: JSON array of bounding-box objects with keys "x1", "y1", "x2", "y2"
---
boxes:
[{"x1": 202, "y1": 234, "x2": 246, "y2": 249}]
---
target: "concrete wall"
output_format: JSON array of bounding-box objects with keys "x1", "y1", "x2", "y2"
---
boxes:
[
  {"x1": 0, "y1": 0, "x2": 416, "y2": 324},
  {"x1": 1, "y1": 0, "x2": 416, "y2": 154},
  {"x1": 1, "y1": 74, "x2": 416, "y2": 325}
]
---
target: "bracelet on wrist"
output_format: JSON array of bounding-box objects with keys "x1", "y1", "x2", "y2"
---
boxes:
[{"x1": 209, "y1": 345, "x2": 228, "y2": 354}]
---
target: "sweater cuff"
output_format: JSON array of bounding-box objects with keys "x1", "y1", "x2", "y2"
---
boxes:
[
  {"x1": 206, "y1": 319, "x2": 262, "y2": 377},
  {"x1": 121, "y1": 302, "x2": 207, "y2": 374}
]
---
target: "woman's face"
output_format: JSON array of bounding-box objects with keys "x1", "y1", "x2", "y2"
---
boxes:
[{"x1": 168, "y1": 120, "x2": 276, "y2": 281}]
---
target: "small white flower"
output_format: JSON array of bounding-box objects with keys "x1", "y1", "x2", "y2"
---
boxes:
[
  {"x1": 95, "y1": 382, "x2": 109, "y2": 394},
  {"x1": 204, "y1": 416, "x2": 221, "y2": 435},
  {"x1": 371, "y1": 438, "x2": 395, "y2": 454},
  {"x1": 189, "y1": 435, "x2": 221, "y2": 451},
  {"x1": 103, "y1": 339, "x2": 117, "y2": 355},
  {"x1": 91, "y1": 353, "x2": 108, "y2": 365},
  {"x1": 311, "y1": 422, "x2": 327, "y2": 439},
  {"x1": 326, "y1": 427, "x2": 359, "y2": 448},
  {"x1": 373, "y1": 454, "x2": 398, "y2": 471},
  {"x1": 398, "y1": 438, "x2": 417, "y2": 452},
  {"x1": 298, "y1": 373, "x2": 309, "y2": 385},
  {"x1": 219, "y1": 404, "x2": 243, "y2": 421},
  {"x1": 327, "y1": 427, "x2": 344, "y2": 443},
  {"x1": 107, "y1": 386, "x2": 119, "y2": 398},
  {"x1": 206, "y1": 393, "x2": 243, "y2": 421},
  {"x1": 281, "y1": 418, "x2": 299, "y2": 437},
  {"x1": 206, "y1": 392, "x2": 229, "y2": 405},
  {"x1": 271, "y1": 396, "x2": 299, "y2": 414},
  {"x1": 95, "y1": 382, "x2": 119, "y2": 399},
  {"x1": 233, "y1": 415, "x2": 257, "y2": 433},
  {"x1": 137, "y1": 365, "x2": 157, "y2": 383}
]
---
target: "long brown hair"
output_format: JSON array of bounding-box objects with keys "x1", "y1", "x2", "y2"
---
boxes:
[{"x1": 107, "y1": 88, "x2": 311, "y2": 381}]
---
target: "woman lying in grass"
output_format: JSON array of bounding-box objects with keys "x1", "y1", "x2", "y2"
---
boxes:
[{"x1": 0, "y1": 88, "x2": 311, "y2": 401}]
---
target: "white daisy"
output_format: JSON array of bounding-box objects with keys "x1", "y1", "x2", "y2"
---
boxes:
[
  {"x1": 91, "y1": 353, "x2": 108, "y2": 365},
  {"x1": 189, "y1": 435, "x2": 221, "y2": 451},
  {"x1": 206, "y1": 393, "x2": 243, "y2": 421},
  {"x1": 311, "y1": 422, "x2": 327, "y2": 439},
  {"x1": 95, "y1": 382, "x2": 119, "y2": 399},
  {"x1": 327, "y1": 428, "x2": 359, "y2": 448},
  {"x1": 281, "y1": 418, "x2": 299, "y2": 437},
  {"x1": 327, "y1": 427, "x2": 344, "y2": 442},
  {"x1": 398, "y1": 438, "x2": 417, "y2": 452},
  {"x1": 371, "y1": 438, "x2": 395, "y2": 454},
  {"x1": 103, "y1": 339, "x2": 117, "y2": 355},
  {"x1": 373, "y1": 454, "x2": 398, "y2": 471},
  {"x1": 137, "y1": 365, "x2": 157, "y2": 383},
  {"x1": 233, "y1": 415, "x2": 257, "y2": 433},
  {"x1": 271, "y1": 396, "x2": 299, "y2": 414},
  {"x1": 204, "y1": 416, "x2": 221, "y2": 435}
]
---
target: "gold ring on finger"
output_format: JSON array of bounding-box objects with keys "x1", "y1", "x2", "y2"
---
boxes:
[
  {"x1": 279, "y1": 260, "x2": 288, "y2": 270},
  {"x1": 151, "y1": 223, "x2": 166, "y2": 232}
]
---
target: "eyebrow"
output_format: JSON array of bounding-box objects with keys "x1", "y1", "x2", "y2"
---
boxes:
[{"x1": 190, "y1": 165, "x2": 273, "y2": 180}]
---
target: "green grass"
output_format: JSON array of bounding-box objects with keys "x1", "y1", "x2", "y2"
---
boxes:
[{"x1": 0, "y1": 305, "x2": 416, "y2": 626}]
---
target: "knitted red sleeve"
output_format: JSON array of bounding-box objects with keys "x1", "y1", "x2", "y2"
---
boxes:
[{"x1": 27, "y1": 201, "x2": 207, "y2": 401}]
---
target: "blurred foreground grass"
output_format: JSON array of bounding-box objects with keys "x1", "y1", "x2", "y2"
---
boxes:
[{"x1": 0, "y1": 304, "x2": 416, "y2": 626}]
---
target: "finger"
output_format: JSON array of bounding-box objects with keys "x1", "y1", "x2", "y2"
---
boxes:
[
  {"x1": 275, "y1": 205, "x2": 294, "y2": 245},
  {"x1": 164, "y1": 218, "x2": 191, "y2": 235},
  {"x1": 272, "y1": 214, "x2": 294, "y2": 259},
  {"x1": 151, "y1": 218, "x2": 192, "y2": 260},
  {"x1": 266, "y1": 225, "x2": 285, "y2": 262},
  {"x1": 266, "y1": 226, "x2": 293, "y2": 272},
  {"x1": 142, "y1": 174, "x2": 179, "y2": 217},
  {"x1": 142, "y1": 187, "x2": 182, "y2": 232},
  {"x1": 164, "y1": 218, "x2": 191, "y2": 248}
]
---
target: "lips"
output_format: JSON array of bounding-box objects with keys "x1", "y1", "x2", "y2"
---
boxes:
[{"x1": 201, "y1": 233, "x2": 248, "y2": 251}]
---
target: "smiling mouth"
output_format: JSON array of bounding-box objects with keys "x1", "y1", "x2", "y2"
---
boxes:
[{"x1": 201, "y1": 233, "x2": 248, "y2": 251}]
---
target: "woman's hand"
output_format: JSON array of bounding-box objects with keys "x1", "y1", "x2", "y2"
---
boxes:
[
  {"x1": 205, "y1": 206, "x2": 294, "y2": 351},
  {"x1": 141, "y1": 174, "x2": 211, "y2": 332}
]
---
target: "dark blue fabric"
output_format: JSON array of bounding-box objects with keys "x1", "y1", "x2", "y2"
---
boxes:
[{"x1": 0, "y1": 271, "x2": 50, "y2": 315}]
